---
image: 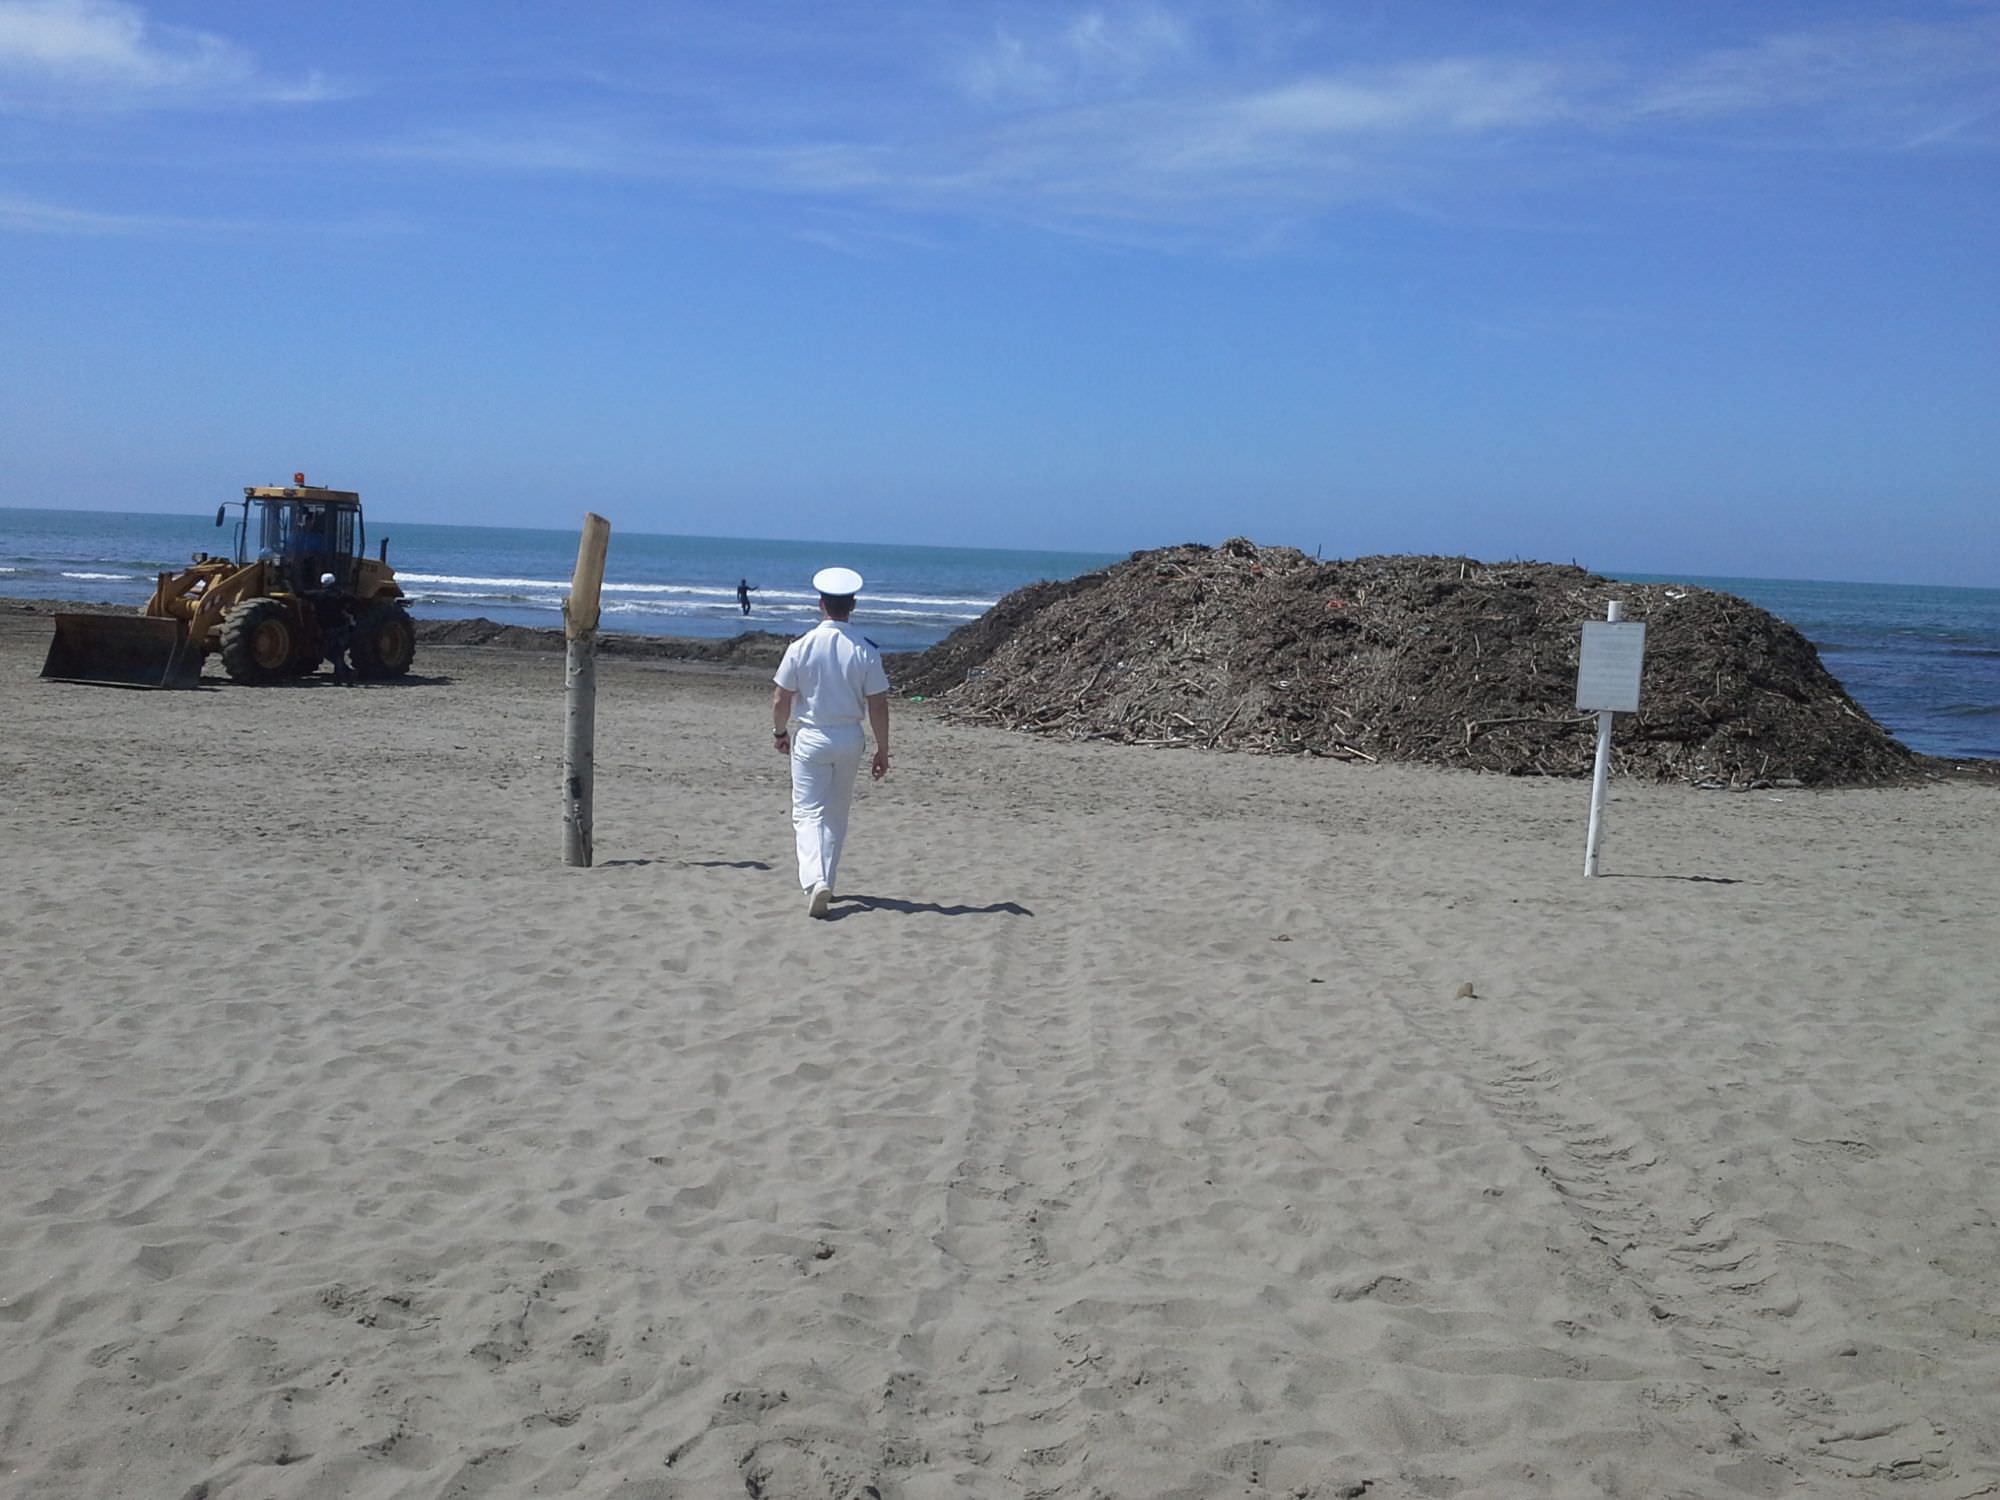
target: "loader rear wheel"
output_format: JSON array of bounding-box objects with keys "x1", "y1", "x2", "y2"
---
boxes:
[
  {"x1": 218, "y1": 599, "x2": 296, "y2": 684},
  {"x1": 351, "y1": 601, "x2": 416, "y2": 679}
]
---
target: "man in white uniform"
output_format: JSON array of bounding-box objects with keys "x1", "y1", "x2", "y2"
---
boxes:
[{"x1": 771, "y1": 567, "x2": 891, "y2": 917}]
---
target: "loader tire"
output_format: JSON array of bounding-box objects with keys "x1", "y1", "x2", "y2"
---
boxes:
[
  {"x1": 284, "y1": 636, "x2": 323, "y2": 677},
  {"x1": 351, "y1": 601, "x2": 416, "y2": 679},
  {"x1": 218, "y1": 599, "x2": 297, "y2": 684}
]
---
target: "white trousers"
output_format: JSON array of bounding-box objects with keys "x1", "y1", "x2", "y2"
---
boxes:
[{"x1": 790, "y1": 724, "x2": 864, "y2": 892}]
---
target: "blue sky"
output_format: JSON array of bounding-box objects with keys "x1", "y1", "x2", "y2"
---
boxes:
[{"x1": 2, "y1": 1, "x2": 1995, "y2": 584}]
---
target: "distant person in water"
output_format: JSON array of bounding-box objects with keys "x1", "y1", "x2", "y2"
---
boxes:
[{"x1": 737, "y1": 579, "x2": 754, "y2": 615}]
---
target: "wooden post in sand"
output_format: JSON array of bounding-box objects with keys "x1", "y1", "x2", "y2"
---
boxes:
[{"x1": 562, "y1": 513, "x2": 612, "y2": 867}]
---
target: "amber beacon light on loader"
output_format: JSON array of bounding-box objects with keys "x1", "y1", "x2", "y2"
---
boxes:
[{"x1": 41, "y1": 474, "x2": 418, "y2": 689}]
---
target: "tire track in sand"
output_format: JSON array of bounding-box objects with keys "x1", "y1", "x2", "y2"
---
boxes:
[
  {"x1": 693, "y1": 904, "x2": 1111, "y2": 1500},
  {"x1": 900, "y1": 901, "x2": 1111, "y2": 1499},
  {"x1": 1323, "y1": 906, "x2": 1961, "y2": 1495}
]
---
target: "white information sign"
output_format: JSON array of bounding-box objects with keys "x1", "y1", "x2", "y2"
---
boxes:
[{"x1": 1576, "y1": 620, "x2": 1647, "y2": 713}]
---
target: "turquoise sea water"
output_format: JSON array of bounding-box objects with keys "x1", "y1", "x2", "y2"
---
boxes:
[{"x1": 5, "y1": 508, "x2": 1996, "y2": 761}]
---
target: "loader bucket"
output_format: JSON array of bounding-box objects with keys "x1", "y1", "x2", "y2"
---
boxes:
[{"x1": 41, "y1": 613, "x2": 203, "y2": 689}]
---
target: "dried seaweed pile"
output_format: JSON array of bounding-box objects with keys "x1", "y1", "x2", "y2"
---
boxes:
[
  {"x1": 899, "y1": 540, "x2": 1920, "y2": 785},
  {"x1": 894, "y1": 572, "x2": 1110, "y2": 697}
]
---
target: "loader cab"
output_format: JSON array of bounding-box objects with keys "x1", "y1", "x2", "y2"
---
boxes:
[{"x1": 231, "y1": 484, "x2": 365, "y2": 593}]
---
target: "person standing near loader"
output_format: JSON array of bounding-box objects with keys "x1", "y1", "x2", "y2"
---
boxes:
[
  {"x1": 771, "y1": 567, "x2": 889, "y2": 918},
  {"x1": 309, "y1": 573, "x2": 356, "y2": 685}
]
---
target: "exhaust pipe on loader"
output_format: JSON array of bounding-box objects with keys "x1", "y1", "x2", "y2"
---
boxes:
[{"x1": 41, "y1": 613, "x2": 203, "y2": 689}]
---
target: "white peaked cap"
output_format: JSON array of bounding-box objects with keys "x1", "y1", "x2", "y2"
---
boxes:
[{"x1": 812, "y1": 566, "x2": 865, "y2": 596}]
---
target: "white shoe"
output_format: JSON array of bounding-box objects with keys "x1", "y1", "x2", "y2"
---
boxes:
[{"x1": 808, "y1": 883, "x2": 831, "y2": 918}]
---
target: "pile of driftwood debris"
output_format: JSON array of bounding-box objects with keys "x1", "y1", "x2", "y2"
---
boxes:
[{"x1": 894, "y1": 540, "x2": 1920, "y2": 786}]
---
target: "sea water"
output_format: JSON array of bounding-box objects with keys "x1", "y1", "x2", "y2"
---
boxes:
[
  {"x1": 0, "y1": 508, "x2": 1118, "y2": 655},
  {"x1": 4, "y1": 508, "x2": 1995, "y2": 761},
  {"x1": 1615, "y1": 573, "x2": 2000, "y2": 763}
]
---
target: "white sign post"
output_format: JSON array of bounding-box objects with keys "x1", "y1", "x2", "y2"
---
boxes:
[{"x1": 1577, "y1": 602, "x2": 1646, "y2": 878}]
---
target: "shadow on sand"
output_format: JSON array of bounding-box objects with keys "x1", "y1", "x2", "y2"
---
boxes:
[
  {"x1": 54, "y1": 672, "x2": 457, "y2": 693},
  {"x1": 250, "y1": 672, "x2": 455, "y2": 690},
  {"x1": 1598, "y1": 872, "x2": 1742, "y2": 885},
  {"x1": 824, "y1": 894, "x2": 1033, "y2": 922}
]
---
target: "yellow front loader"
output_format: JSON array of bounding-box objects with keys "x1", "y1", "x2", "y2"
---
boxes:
[{"x1": 41, "y1": 479, "x2": 416, "y2": 688}]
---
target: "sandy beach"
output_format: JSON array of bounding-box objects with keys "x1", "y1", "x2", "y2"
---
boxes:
[{"x1": 4, "y1": 616, "x2": 1998, "y2": 1499}]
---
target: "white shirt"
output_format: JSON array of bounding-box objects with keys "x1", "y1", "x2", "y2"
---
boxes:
[{"x1": 774, "y1": 620, "x2": 890, "y2": 731}]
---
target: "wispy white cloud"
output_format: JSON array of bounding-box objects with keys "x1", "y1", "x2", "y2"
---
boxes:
[
  {"x1": 789, "y1": 208, "x2": 944, "y2": 259},
  {"x1": 1177, "y1": 56, "x2": 1573, "y2": 175},
  {"x1": 33, "y1": 2, "x2": 1992, "y2": 249},
  {"x1": 0, "y1": 189, "x2": 410, "y2": 236},
  {"x1": 368, "y1": 52, "x2": 1579, "y2": 235},
  {"x1": 0, "y1": 0, "x2": 341, "y2": 109},
  {"x1": 829, "y1": 11, "x2": 1997, "y2": 236},
  {"x1": 957, "y1": 3, "x2": 1196, "y2": 105},
  {"x1": 0, "y1": 189, "x2": 229, "y2": 232},
  {"x1": 377, "y1": 121, "x2": 655, "y2": 177},
  {"x1": 1900, "y1": 107, "x2": 1999, "y2": 150},
  {"x1": 824, "y1": 55, "x2": 1576, "y2": 229},
  {"x1": 1637, "y1": 14, "x2": 2000, "y2": 126}
]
